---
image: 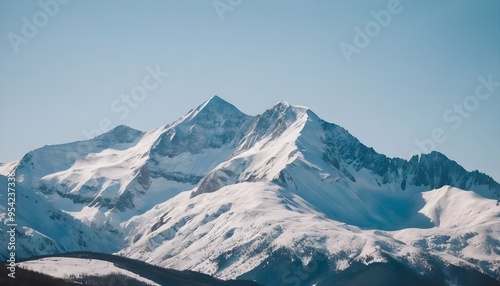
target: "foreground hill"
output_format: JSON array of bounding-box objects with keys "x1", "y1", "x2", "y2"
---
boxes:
[{"x1": 12, "y1": 252, "x2": 261, "y2": 286}]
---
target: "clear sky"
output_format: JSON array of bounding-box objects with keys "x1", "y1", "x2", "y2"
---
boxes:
[{"x1": 1, "y1": 0, "x2": 499, "y2": 181}]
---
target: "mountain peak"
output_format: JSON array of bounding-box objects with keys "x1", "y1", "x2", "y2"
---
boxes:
[
  {"x1": 208, "y1": 94, "x2": 225, "y2": 102},
  {"x1": 180, "y1": 95, "x2": 246, "y2": 124},
  {"x1": 93, "y1": 125, "x2": 144, "y2": 145},
  {"x1": 274, "y1": 100, "x2": 311, "y2": 111},
  {"x1": 271, "y1": 99, "x2": 310, "y2": 111},
  {"x1": 202, "y1": 95, "x2": 233, "y2": 110},
  {"x1": 152, "y1": 96, "x2": 252, "y2": 158},
  {"x1": 274, "y1": 100, "x2": 291, "y2": 108}
]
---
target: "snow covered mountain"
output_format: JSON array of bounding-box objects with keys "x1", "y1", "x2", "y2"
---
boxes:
[{"x1": 1, "y1": 96, "x2": 499, "y2": 285}]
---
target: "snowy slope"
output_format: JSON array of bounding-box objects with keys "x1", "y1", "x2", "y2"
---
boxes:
[
  {"x1": 1, "y1": 96, "x2": 499, "y2": 285},
  {"x1": 0, "y1": 161, "x2": 18, "y2": 176},
  {"x1": 120, "y1": 182, "x2": 499, "y2": 281},
  {"x1": 121, "y1": 181, "x2": 395, "y2": 277},
  {"x1": 392, "y1": 186, "x2": 500, "y2": 278},
  {"x1": 0, "y1": 175, "x2": 120, "y2": 258}
]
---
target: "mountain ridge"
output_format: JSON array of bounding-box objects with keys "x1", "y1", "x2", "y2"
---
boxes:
[{"x1": 1, "y1": 96, "x2": 499, "y2": 285}]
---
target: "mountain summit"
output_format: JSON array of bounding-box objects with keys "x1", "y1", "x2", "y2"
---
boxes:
[{"x1": 1, "y1": 96, "x2": 499, "y2": 285}]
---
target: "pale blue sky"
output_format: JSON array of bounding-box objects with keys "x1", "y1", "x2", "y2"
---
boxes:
[{"x1": 1, "y1": 0, "x2": 499, "y2": 181}]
